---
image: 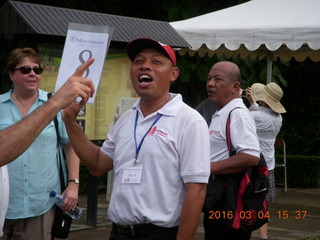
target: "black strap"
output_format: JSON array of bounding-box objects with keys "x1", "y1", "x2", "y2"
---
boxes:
[
  {"x1": 226, "y1": 107, "x2": 262, "y2": 177},
  {"x1": 48, "y1": 92, "x2": 66, "y2": 191},
  {"x1": 226, "y1": 107, "x2": 243, "y2": 155},
  {"x1": 112, "y1": 223, "x2": 178, "y2": 238}
]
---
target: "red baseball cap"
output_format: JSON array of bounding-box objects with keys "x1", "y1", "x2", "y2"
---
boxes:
[{"x1": 126, "y1": 38, "x2": 177, "y2": 67}]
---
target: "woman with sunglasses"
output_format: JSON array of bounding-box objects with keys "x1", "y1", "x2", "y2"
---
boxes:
[{"x1": 0, "y1": 48, "x2": 80, "y2": 240}]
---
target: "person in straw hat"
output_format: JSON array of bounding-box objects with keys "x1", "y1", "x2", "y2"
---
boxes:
[{"x1": 245, "y1": 82, "x2": 286, "y2": 240}]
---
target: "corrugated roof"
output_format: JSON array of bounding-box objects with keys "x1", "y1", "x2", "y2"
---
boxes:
[{"x1": 0, "y1": 0, "x2": 190, "y2": 48}]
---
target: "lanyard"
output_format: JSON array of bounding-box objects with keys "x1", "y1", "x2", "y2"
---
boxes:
[{"x1": 134, "y1": 111, "x2": 162, "y2": 164}]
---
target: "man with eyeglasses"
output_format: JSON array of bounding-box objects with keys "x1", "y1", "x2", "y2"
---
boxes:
[{"x1": 0, "y1": 55, "x2": 95, "y2": 238}]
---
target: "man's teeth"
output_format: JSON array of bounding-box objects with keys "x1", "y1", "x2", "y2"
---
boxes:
[
  {"x1": 139, "y1": 75, "x2": 152, "y2": 82},
  {"x1": 139, "y1": 75, "x2": 149, "y2": 79}
]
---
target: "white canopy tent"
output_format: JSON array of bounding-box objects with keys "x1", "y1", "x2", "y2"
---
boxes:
[{"x1": 170, "y1": 0, "x2": 320, "y2": 83}]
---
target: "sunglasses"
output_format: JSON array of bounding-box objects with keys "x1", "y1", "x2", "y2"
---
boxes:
[{"x1": 13, "y1": 66, "x2": 43, "y2": 75}]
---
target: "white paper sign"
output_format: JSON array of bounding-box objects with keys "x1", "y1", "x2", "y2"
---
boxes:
[{"x1": 55, "y1": 23, "x2": 114, "y2": 104}]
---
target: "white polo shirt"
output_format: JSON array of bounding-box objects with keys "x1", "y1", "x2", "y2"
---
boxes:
[
  {"x1": 249, "y1": 102, "x2": 282, "y2": 170},
  {"x1": 209, "y1": 98, "x2": 260, "y2": 162},
  {"x1": 101, "y1": 93, "x2": 210, "y2": 227},
  {"x1": 0, "y1": 165, "x2": 9, "y2": 237}
]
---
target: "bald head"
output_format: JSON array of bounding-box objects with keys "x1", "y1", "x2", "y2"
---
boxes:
[
  {"x1": 206, "y1": 61, "x2": 242, "y2": 110},
  {"x1": 212, "y1": 61, "x2": 241, "y2": 83}
]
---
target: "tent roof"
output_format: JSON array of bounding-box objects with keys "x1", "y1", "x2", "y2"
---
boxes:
[
  {"x1": 170, "y1": 0, "x2": 320, "y2": 61},
  {"x1": 0, "y1": 0, "x2": 190, "y2": 48}
]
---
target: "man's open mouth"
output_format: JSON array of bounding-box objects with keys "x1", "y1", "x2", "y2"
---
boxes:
[{"x1": 139, "y1": 74, "x2": 153, "y2": 83}]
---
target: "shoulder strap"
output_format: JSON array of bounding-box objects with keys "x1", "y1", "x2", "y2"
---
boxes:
[
  {"x1": 48, "y1": 92, "x2": 66, "y2": 191},
  {"x1": 48, "y1": 93, "x2": 60, "y2": 146},
  {"x1": 226, "y1": 107, "x2": 243, "y2": 154}
]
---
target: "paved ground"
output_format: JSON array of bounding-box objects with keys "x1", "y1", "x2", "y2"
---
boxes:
[{"x1": 60, "y1": 188, "x2": 320, "y2": 240}]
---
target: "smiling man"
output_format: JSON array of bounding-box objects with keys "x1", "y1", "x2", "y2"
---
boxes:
[{"x1": 62, "y1": 38, "x2": 210, "y2": 240}]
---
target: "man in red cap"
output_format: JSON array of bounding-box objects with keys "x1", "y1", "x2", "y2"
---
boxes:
[{"x1": 62, "y1": 38, "x2": 210, "y2": 240}]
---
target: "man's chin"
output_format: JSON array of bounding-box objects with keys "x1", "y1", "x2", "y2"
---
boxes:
[{"x1": 207, "y1": 95, "x2": 216, "y2": 103}]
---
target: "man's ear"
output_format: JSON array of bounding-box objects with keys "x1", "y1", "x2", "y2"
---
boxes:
[
  {"x1": 170, "y1": 67, "x2": 180, "y2": 83},
  {"x1": 232, "y1": 81, "x2": 241, "y2": 94}
]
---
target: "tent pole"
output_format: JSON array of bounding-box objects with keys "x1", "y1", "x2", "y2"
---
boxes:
[{"x1": 266, "y1": 54, "x2": 272, "y2": 83}]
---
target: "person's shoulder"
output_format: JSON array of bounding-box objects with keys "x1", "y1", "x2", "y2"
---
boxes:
[
  {"x1": 38, "y1": 89, "x2": 50, "y2": 101},
  {"x1": 39, "y1": 89, "x2": 49, "y2": 95},
  {"x1": 221, "y1": 99, "x2": 244, "y2": 113},
  {"x1": 0, "y1": 91, "x2": 11, "y2": 103},
  {"x1": 170, "y1": 93, "x2": 207, "y2": 121},
  {"x1": 113, "y1": 108, "x2": 136, "y2": 127},
  {"x1": 227, "y1": 100, "x2": 252, "y2": 119},
  {"x1": 181, "y1": 101, "x2": 199, "y2": 113},
  {"x1": 180, "y1": 102, "x2": 208, "y2": 123},
  {"x1": 196, "y1": 98, "x2": 212, "y2": 108}
]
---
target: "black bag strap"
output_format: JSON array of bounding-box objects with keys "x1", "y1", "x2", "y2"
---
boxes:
[
  {"x1": 48, "y1": 92, "x2": 66, "y2": 192},
  {"x1": 226, "y1": 107, "x2": 243, "y2": 155},
  {"x1": 226, "y1": 107, "x2": 268, "y2": 178}
]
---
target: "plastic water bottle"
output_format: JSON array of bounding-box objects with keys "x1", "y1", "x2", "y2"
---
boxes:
[{"x1": 50, "y1": 191, "x2": 83, "y2": 219}]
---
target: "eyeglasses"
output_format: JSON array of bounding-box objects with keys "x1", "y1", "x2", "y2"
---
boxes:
[{"x1": 13, "y1": 66, "x2": 43, "y2": 75}]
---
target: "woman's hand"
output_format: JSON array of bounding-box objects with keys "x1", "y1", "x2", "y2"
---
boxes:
[{"x1": 245, "y1": 87, "x2": 255, "y2": 105}]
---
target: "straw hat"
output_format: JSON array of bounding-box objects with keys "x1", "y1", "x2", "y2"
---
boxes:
[{"x1": 251, "y1": 82, "x2": 286, "y2": 113}]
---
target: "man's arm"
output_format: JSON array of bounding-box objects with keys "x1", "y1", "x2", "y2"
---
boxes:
[
  {"x1": 0, "y1": 58, "x2": 95, "y2": 167},
  {"x1": 62, "y1": 102, "x2": 113, "y2": 176},
  {"x1": 0, "y1": 100, "x2": 57, "y2": 166},
  {"x1": 177, "y1": 182, "x2": 207, "y2": 240},
  {"x1": 211, "y1": 153, "x2": 259, "y2": 175}
]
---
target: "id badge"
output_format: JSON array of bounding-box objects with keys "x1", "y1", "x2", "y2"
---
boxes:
[{"x1": 121, "y1": 166, "x2": 143, "y2": 184}]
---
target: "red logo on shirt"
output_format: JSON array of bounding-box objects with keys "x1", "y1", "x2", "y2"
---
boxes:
[
  {"x1": 148, "y1": 126, "x2": 168, "y2": 138},
  {"x1": 156, "y1": 129, "x2": 168, "y2": 137},
  {"x1": 148, "y1": 126, "x2": 157, "y2": 136},
  {"x1": 209, "y1": 130, "x2": 220, "y2": 136}
]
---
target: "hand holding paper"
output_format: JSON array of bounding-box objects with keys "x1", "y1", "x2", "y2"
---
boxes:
[
  {"x1": 55, "y1": 23, "x2": 114, "y2": 104},
  {"x1": 51, "y1": 58, "x2": 95, "y2": 109}
]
